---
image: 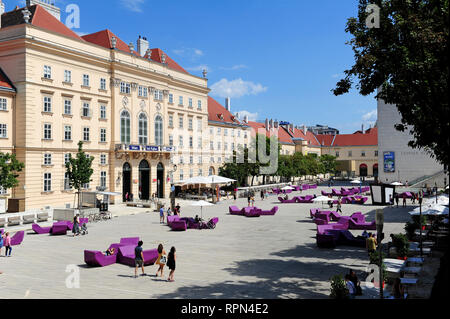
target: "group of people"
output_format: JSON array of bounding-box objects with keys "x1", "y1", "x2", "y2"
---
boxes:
[
  {"x1": 159, "y1": 204, "x2": 181, "y2": 224},
  {"x1": 390, "y1": 191, "x2": 424, "y2": 208},
  {"x1": 133, "y1": 242, "x2": 177, "y2": 282},
  {"x1": 72, "y1": 214, "x2": 87, "y2": 236},
  {"x1": 0, "y1": 232, "x2": 12, "y2": 257}
]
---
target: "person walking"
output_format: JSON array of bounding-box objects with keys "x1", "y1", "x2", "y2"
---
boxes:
[
  {"x1": 402, "y1": 196, "x2": 407, "y2": 207},
  {"x1": 72, "y1": 214, "x2": 80, "y2": 237},
  {"x1": 4, "y1": 232, "x2": 12, "y2": 257},
  {"x1": 336, "y1": 197, "x2": 342, "y2": 213},
  {"x1": 175, "y1": 203, "x2": 181, "y2": 216},
  {"x1": 247, "y1": 193, "x2": 251, "y2": 207},
  {"x1": 155, "y1": 244, "x2": 167, "y2": 278},
  {"x1": 233, "y1": 191, "x2": 237, "y2": 202},
  {"x1": 395, "y1": 193, "x2": 399, "y2": 208},
  {"x1": 134, "y1": 240, "x2": 145, "y2": 278},
  {"x1": 392, "y1": 277, "x2": 405, "y2": 299},
  {"x1": 366, "y1": 233, "x2": 377, "y2": 256},
  {"x1": 167, "y1": 246, "x2": 176, "y2": 282},
  {"x1": 260, "y1": 190, "x2": 264, "y2": 201},
  {"x1": 159, "y1": 205, "x2": 165, "y2": 224}
]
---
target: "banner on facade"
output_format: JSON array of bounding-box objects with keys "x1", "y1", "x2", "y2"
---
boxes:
[
  {"x1": 383, "y1": 151, "x2": 395, "y2": 172},
  {"x1": 128, "y1": 145, "x2": 140, "y2": 151}
]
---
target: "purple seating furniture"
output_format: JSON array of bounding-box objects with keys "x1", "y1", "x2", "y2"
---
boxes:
[
  {"x1": 321, "y1": 190, "x2": 332, "y2": 196},
  {"x1": 117, "y1": 245, "x2": 159, "y2": 266},
  {"x1": 278, "y1": 196, "x2": 298, "y2": 203},
  {"x1": 244, "y1": 209, "x2": 261, "y2": 217},
  {"x1": 51, "y1": 224, "x2": 68, "y2": 235},
  {"x1": 167, "y1": 215, "x2": 181, "y2": 226},
  {"x1": 298, "y1": 195, "x2": 314, "y2": 203},
  {"x1": 292, "y1": 186, "x2": 301, "y2": 191},
  {"x1": 309, "y1": 184, "x2": 317, "y2": 189},
  {"x1": 84, "y1": 250, "x2": 117, "y2": 267},
  {"x1": 171, "y1": 220, "x2": 187, "y2": 231},
  {"x1": 229, "y1": 206, "x2": 242, "y2": 215},
  {"x1": 310, "y1": 208, "x2": 320, "y2": 218},
  {"x1": 257, "y1": 206, "x2": 278, "y2": 216},
  {"x1": 32, "y1": 223, "x2": 52, "y2": 234},
  {"x1": 348, "y1": 218, "x2": 376, "y2": 230},
  {"x1": 207, "y1": 217, "x2": 219, "y2": 228},
  {"x1": 120, "y1": 237, "x2": 140, "y2": 246},
  {"x1": 10, "y1": 231, "x2": 25, "y2": 246}
]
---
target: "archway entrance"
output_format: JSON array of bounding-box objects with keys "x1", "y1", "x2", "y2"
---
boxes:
[
  {"x1": 122, "y1": 162, "x2": 131, "y2": 202},
  {"x1": 373, "y1": 164, "x2": 379, "y2": 177},
  {"x1": 139, "y1": 160, "x2": 150, "y2": 200},
  {"x1": 359, "y1": 163, "x2": 368, "y2": 177},
  {"x1": 209, "y1": 166, "x2": 215, "y2": 176},
  {"x1": 157, "y1": 162, "x2": 164, "y2": 198}
]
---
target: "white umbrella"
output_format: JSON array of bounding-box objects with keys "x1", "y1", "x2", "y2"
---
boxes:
[
  {"x1": 207, "y1": 175, "x2": 236, "y2": 184},
  {"x1": 281, "y1": 186, "x2": 295, "y2": 191},
  {"x1": 313, "y1": 195, "x2": 333, "y2": 202},
  {"x1": 390, "y1": 182, "x2": 404, "y2": 186},
  {"x1": 181, "y1": 176, "x2": 210, "y2": 185},
  {"x1": 350, "y1": 180, "x2": 362, "y2": 184},
  {"x1": 190, "y1": 200, "x2": 214, "y2": 219}
]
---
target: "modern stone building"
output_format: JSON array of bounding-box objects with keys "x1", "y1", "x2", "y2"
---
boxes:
[{"x1": 377, "y1": 98, "x2": 445, "y2": 186}]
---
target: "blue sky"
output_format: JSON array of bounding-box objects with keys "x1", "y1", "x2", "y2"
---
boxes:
[{"x1": 9, "y1": 0, "x2": 377, "y2": 133}]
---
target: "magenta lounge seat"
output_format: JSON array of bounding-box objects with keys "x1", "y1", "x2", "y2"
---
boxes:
[
  {"x1": 32, "y1": 223, "x2": 52, "y2": 234},
  {"x1": 229, "y1": 206, "x2": 242, "y2": 215},
  {"x1": 10, "y1": 231, "x2": 25, "y2": 246},
  {"x1": 84, "y1": 250, "x2": 117, "y2": 267},
  {"x1": 51, "y1": 224, "x2": 68, "y2": 235},
  {"x1": 244, "y1": 209, "x2": 261, "y2": 217},
  {"x1": 348, "y1": 219, "x2": 376, "y2": 230},
  {"x1": 167, "y1": 215, "x2": 181, "y2": 226},
  {"x1": 170, "y1": 220, "x2": 187, "y2": 231},
  {"x1": 259, "y1": 206, "x2": 278, "y2": 216},
  {"x1": 120, "y1": 237, "x2": 140, "y2": 246},
  {"x1": 117, "y1": 246, "x2": 159, "y2": 266}
]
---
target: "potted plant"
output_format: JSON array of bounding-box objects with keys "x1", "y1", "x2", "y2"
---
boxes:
[
  {"x1": 391, "y1": 233, "x2": 410, "y2": 258},
  {"x1": 329, "y1": 275, "x2": 349, "y2": 299}
]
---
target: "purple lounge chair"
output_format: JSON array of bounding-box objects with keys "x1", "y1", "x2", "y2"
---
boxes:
[
  {"x1": 337, "y1": 230, "x2": 366, "y2": 247},
  {"x1": 309, "y1": 184, "x2": 317, "y2": 189},
  {"x1": 170, "y1": 220, "x2": 187, "y2": 231},
  {"x1": 244, "y1": 209, "x2": 261, "y2": 217},
  {"x1": 321, "y1": 190, "x2": 332, "y2": 196},
  {"x1": 207, "y1": 217, "x2": 219, "y2": 228},
  {"x1": 229, "y1": 206, "x2": 242, "y2": 215},
  {"x1": 348, "y1": 218, "x2": 376, "y2": 230},
  {"x1": 120, "y1": 237, "x2": 140, "y2": 246},
  {"x1": 167, "y1": 215, "x2": 181, "y2": 226},
  {"x1": 10, "y1": 231, "x2": 25, "y2": 246},
  {"x1": 117, "y1": 246, "x2": 159, "y2": 266},
  {"x1": 51, "y1": 224, "x2": 68, "y2": 235},
  {"x1": 258, "y1": 206, "x2": 278, "y2": 216},
  {"x1": 278, "y1": 196, "x2": 298, "y2": 203},
  {"x1": 298, "y1": 195, "x2": 314, "y2": 203},
  {"x1": 84, "y1": 250, "x2": 117, "y2": 267},
  {"x1": 310, "y1": 208, "x2": 321, "y2": 218},
  {"x1": 32, "y1": 223, "x2": 52, "y2": 234}
]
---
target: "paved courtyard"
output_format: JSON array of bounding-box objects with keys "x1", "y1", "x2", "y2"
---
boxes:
[{"x1": 0, "y1": 186, "x2": 413, "y2": 299}]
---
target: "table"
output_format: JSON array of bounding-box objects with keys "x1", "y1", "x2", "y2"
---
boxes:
[
  {"x1": 384, "y1": 259, "x2": 406, "y2": 278},
  {"x1": 402, "y1": 266, "x2": 422, "y2": 275},
  {"x1": 407, "y1": 257, "x2": 424, "y2": 265}
]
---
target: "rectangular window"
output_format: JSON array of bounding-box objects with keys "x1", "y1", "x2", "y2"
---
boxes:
[
  {"x1": 43, "y1": 173, "x2": 52, "y2": 192},
  {"x1": 190, "y1": 156, "x2": 193, "y2": 164},
  {"x1": 64, "y1": 100, "x2": 72, "y2": 115},
  {"x1": 169, "y1": 94, "x2": 174, "y2": 104},
  {"x1": 179, "y1": 156, "x2": 184, "y2": 164},
  {"x1": 237, "y1": 130, "x2": 241, "y2": 137},
  {"x1": 43, "y1": 124, "x2": 52, "y2": 140},
  {"x1": 179, "y1": 170, "x2": 184, "y2": 181},
  {"x1": 224, "y1": 142, "x2": 228, "y2": 151},
  {"x1": 335, "y1": 151, "x2": 340, "y2": 158},
  {"x1": 197, "y1": 119, "x2": 202, "y2": 131},
  {"x1": 210, "y1": 141, "x2": 214, "y2": 150},
  {"x1": 198, "y1": 156, "x2": 203, "y2": 164},
  {"x1": 64, "y1": 172, "x2": 71, "y2": 190},
  {"x1": 232, "y1": 143, "x2": 235, "y2": 151},
  {"x1": 138, "y1": 86, "x2": 148, "y2": 97},
  {"x1": 179, "y1": 136, "x2": 183, "y2": 148},
  {"x1": 217, "y1": 142, "x2": 221, "y2": 150},
  {"x1": 43, "y1": 96, "x2": 52, "y2": 113},
  {"x1": 224, "y1": 129, "x2": 228, "y2": 136},
  {"x1": 217, "y1": 127, "x2": 221, "y2": 135},
  {"x1": 100, "y1": 105, "x2": 107, "y2": 119},
  {"x1": 100, "y1": 78, "x2": 107, "y2": 90},
  {"x1": 100, "y1": 171, "x2": 107, "y2": 188},
  {"x1": 0, "y1": 98, "x2": 6, "y2": 111},
  {"x1": 168, "y1": 115, "x2": 173, "y2": 127},
  {"x1": 64, "y1": 70, "x2": 71, "y2": 83},
  {"x1": 190, "y1": 169, "x2": 193, "y2": 178},
  {"x1": 64, "y1": 153, "x2": 71, "y2": 165},
  {"x1": 189, "y1": 136, "x2": 193, "y2": 148},
  {"x1": 64, "y1": 125, "x2": 72, "y2": 140},
  {"x1": 188, "y1": 118, "x2": 193, "y2": 130},
  {"x1": 100, "y1": 154, "x2": 107, "y2": 165},
  {"x1": 197, "y1": 100, "x2": 202, "y2": 110},
  {"x1": 43, "y1": 65, "x2": 52, "y2": 79},
  {"x1": 179, "y1": 116, "x2": 184, "y2": 129},
  {"x1": 83, "y1": 127, "x2": 90, "y2": 141},
  {"x1": 120, "y1": 82, "x2": 131, "y2": 94},
  {"x1": 43, "y1": 153, "x2": 52, "y2": 165},
  {"x1": 154, "y1": 90, "x2": 163, "y2": 101},
  {"x1": 83, "y1": 74, "x2": 90, "y2": 87},
  {"x1": 231, "y1": 129, "x2": 235, "y2": 137},
  {"x1": 179, "y1": 96, "x2": 183, "y2": 106},
  {"x1": 361, "y1": 151, "x2": 366, "y2": 157},
  {"x1": 82, "y1": 102, "x2": 90, "y2": 117},
  {"x1": 169, "y1": 135, "x2": 173, "y2": 146},
  {"x1": 0, "y1": 124, "x2": 7, "y2": 138},
  {"x1": 100, "y1": 128, "x2": 107, "y2": 142},
  {"x1": 210, "y1": 127, "x2": 214, "y2": 135},
  {"x1": 188, "y1": 98, "x2": 193, "y2": 108},
  {"x1": 375, "y1": 150, "x2": 379, "y2": 157},
  {"x1": 198, "y1": 168, "x2": 203, "y2": 176},
  {"x1": 218, "y1": 157, "x2": 222, "y2": 163},
  {"x1": 348, "y1": 151, "x2": 352, "y2": 157},
  {"x1": 198, "y1": 137, "x2": 202, "y2": 149}
]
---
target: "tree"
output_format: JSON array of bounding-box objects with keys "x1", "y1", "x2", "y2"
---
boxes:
[
  {"x1": 333, "y1": 0, "x2": 449, "y2": 166},
  {"x1": 65, "y1": 141, "x2": 94, "y2": 209},
  {"x1": 0, "y1": 152, "x2": 25, "y2": 192},
  {"x1": 320, "y1": 154, "x2": 338, "y2": 175}
]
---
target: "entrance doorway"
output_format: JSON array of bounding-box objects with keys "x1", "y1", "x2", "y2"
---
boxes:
[
  {"x1": 139, "y1": 160, "x2": 150, "y2": 200},
  {"x1": 359, "y1": 164, "x2": 368, "y2": 177},
  {"x1": 122, "y1": 162, "x2": 131, "y2": 202},
  {"x1": 373, "y1": 164, "x2": 379, "y2": 177},
  {"x1": 157, "y1": 162, "x2": 164, "y2": 198}
]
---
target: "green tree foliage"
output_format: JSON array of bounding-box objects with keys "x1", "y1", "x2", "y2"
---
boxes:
[
  {"x1": 65, "y1": 141, "x2": 94, "y2": 208},
  {"x1": 0, "y1": 152, "x2": 25, "y2": 191},
  {"x1": 334, "y1": 0, "x2": 449, "y2": 165},
  {"x1": 319, "y1": 154, "x2": 338, "y2": 175},
  {"x1": 329, "y1": 275, "x2": 350, "y2": 299}
]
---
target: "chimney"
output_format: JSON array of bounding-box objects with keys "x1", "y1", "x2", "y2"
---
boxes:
[
  {"x1": 137, "y1": 35, "x2": 149, "y2": 57},
  {"x1": 235, "y1": 112, "x2": 239, "y2": 120},
  {"x1": 274, "y1": 121, "x2": 279, "y2": 129},
  {"x1": 244, "y1": 115, "x2": 248, "y2": 124},
  {"x1": 303, "y1": 125, "x2": 307, "y2": 135},
  {"x1": 265, "y1": 118, "x2": 269, "y2": 131},
  {"x1": 290, "y1": 123, "x2": 294, "y2": 132},
  {"x1": 225, "y1": 97, "x2": 231, "y2": 112},
  {"x1": 269, "y1": 119, "x2": 273, "y2": 129},
  {"x1": 361, "y1": 124, "x2": 364, "y2": 133},
  {"x1": 128, "y1": 42, "x2": 135, "y2": 54},
  {"x1": 27, "y1": 0, "x2": 61, "y2": 21}
]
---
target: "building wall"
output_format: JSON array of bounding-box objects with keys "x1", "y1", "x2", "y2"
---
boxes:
[
  {"x1": 377, "y1": 98, "x2": 443, "y2": 184},
  {"x1": 322, "y1": 145, "x2": 378, "y2": 176},
  {"x1": 0, "y1": 23, "x2": 210, "y2": 209}
]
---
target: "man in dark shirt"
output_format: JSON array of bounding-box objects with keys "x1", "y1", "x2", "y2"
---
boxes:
[{"x1": 135, "y1": 241, "x2": 145, "y2": 278}]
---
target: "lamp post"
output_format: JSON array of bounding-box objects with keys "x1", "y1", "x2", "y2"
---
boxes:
[
  {"x1": 375, "y1": 209, "x2": 384, "y2": 299},
  {"x1": 169, "y1": 165, "x2": 177, "y2": 211},
  {"x1": 419, "y1": 194, "x2": 423, "y2": 258}
]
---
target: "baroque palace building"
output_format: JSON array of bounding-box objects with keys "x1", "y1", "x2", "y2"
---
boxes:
[{"x1": 0, "y1": 1, "x2": 215, "y2": 209}]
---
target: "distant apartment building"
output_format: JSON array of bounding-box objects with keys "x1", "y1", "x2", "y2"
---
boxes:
[{"x1": 307, "y1": 124, "x2": 339, "y2": 135}]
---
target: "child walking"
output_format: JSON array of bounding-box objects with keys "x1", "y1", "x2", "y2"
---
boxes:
[
  {"x1": 4, "y1": 232, "x2": 12, "y2": 257},
  {"x1": 167, "y1": 246, "x2": 176, "y2": 282}
]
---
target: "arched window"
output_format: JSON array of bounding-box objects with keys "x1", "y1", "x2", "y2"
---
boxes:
[
  {"x1": 359, "y1": 164, "x2": 368, "y2": 177},
  {"x1": 209, "y1": 166, "x2": 215, "y2": 176},
  {"x1": 120, "y1": 110, "x2": 130, "y2": 144},
  {"x1": 138, "y1": 113, "x2": 148, "y2": 145},
  {"x1": 155, "y1": 115, "x2": 163, "y2": 146}
]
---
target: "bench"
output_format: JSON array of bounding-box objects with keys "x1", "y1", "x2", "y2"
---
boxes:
[
  {"x1": 37, "y1": 212, "x2": 49, "y2": 222},
  {"x1": 7, "y1": 216, "x2": 21, "y2": 226},
  {"x1": 23, "y1": 214, "x2": 36, "y2": 224}
]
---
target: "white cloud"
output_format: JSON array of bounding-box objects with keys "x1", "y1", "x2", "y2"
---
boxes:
[
  {"x1": 120, "y1": 0, "x2": 145, "y2": 13},
  {"x1": 362, "y1": 110, "x2": 377, "y2": 121},
  {"x1": 210, "y1": 78, "x2": 267, "y2": 98},
  {"x1": 219, "y1": 64, "x2": 248, "y2": 71},
  {"x1": 172, "y1": 47, "x2": 204, "y2": 59},
  {"x1": 235, "y1": 110, "x2": 259, "y2": 122}
]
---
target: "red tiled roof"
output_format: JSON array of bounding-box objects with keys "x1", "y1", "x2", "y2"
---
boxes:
[
  {"x1": 208, "y1": 96, "x2": 242, "y2": 126},
  {"x1": 332, "y1": 128, "x2": 378, "y2": 146},
  {"x1": 290, "y1": 127, "x2": 321, "y2": 146},
  {"x1": 316, "y1": 134, "x2": 335, "y2": 147},
  {"x1": 82, "y1": 29, "x2": 139, "y2": 55},
  {"x1": 145, "y1": 48, "x2": 188, "y2": 74},
  {"x1": 0, "y1": 68, "x2": 15, "y2": 91},
  {"x1": 1, "y1": 5, "x2": 84, "y2": 42},
  {"x1": 246, "y1": 121, "x2": 293, "y2": 144}
]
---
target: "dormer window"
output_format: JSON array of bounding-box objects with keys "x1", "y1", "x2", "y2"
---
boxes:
[{"x1": 218, "y1": 114, "x2": 224, "y2": 120}]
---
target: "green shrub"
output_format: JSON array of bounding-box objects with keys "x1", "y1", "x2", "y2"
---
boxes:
[
  {"x1": 329, "y1": 275, "x2": 349, "y2": 299},
  {"x1": 391, "y1": 233, "x2": 410, "y2": 257}
]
